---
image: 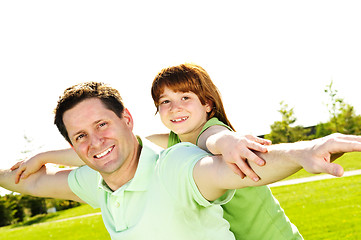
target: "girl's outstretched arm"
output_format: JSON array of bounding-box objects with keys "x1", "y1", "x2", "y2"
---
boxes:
[
  {"x1": 11, "y1": 148, "x2": 83, "y2": 184},
  {"x1": 12, "y1": 133, "x2": 170, "y2": 184},
  {"x1": 197, "y1": 125, "x2": 271, "y2": 182},
  {"x1": 146, "y1": 133, "x2": 169, "y2": 149}
]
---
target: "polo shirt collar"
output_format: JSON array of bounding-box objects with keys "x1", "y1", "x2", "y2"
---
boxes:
[{"x1": 97, "y1": 137, "x2": 160, "y2": 193}]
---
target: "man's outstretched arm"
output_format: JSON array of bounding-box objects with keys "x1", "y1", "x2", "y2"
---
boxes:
[
  {"x1": 0, "y1": 165, "x2": 83, "y2": 202},
  {"x1": 194, "y1": 133, "x2": 361, "y2": 201}
]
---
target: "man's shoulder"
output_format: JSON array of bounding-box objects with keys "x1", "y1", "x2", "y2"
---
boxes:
[
  {"x1": 159, "y1": 142, "x2": 211, "y2": 164},
  {"x1": 68, "y1": 165, "x2": 98, "y2": 183}
]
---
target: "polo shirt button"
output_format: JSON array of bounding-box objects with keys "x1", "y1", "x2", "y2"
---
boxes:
[{"x1": 115, "y1": 202, "x2": 120, "y2": 208}]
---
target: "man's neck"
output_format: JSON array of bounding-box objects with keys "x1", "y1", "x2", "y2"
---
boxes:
[{"x1": 102, "y1": 139, "x2": 142, "y2": 191}]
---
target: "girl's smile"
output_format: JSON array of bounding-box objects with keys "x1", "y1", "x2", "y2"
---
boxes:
[{"x1": 158, "y1": 87, "x2": 212, "y2": 143}]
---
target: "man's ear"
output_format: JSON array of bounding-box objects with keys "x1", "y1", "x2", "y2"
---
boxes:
[{"x1": 122, "y1": 108, "x2": 134, "y2": 129}]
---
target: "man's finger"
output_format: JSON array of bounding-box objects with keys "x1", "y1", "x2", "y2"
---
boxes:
[
  {"x1": 320, "y1": 161, "x2": 344, "y2": 177},
  {"x1": 324, "y1": 137, "x2": 361, "y2": 154}
]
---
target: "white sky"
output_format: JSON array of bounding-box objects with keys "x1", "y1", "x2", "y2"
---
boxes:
[{"x1": 1, "y1": 0, "x2": 361, "y2": 176}]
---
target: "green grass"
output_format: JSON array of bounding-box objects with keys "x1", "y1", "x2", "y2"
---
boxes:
[
  {"x1": 16, "y1": 204, "x2": 101, "y2": 226},
  {"x1": 271, "y1": 175, "x2": 361, "y2": 239},
  {"x1": 0, "y1": 204, "x2": 109, "y2": 240}
]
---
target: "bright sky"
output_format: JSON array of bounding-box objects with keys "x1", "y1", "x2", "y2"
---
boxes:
[{"x1": 1, "y1": 0, "x2": 361, "y2": 177}]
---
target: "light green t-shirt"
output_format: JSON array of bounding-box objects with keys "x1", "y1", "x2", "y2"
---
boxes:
[
  {"x1": 168, "y1": 117, "x2": 303, "y2": 240},
  {"x1": 68, "y1": 138, "x2": 236, "y2": 240}
]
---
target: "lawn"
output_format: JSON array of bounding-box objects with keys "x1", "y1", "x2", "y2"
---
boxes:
[
  {"x1": 271, "y1": 174, "x2": 361, "y2": 239},
  {"x1": 0, "y1": 205, "x2": 109, "y2": 239}
]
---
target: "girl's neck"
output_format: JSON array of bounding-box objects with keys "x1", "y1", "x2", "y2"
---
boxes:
[{"x1": 178, "y1": 126, "x2": 204, "y2": 145}]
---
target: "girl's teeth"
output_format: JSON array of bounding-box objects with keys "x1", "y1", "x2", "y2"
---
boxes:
[{"x1": 172, "y1": 117, "x2": 188, "y2": 122}]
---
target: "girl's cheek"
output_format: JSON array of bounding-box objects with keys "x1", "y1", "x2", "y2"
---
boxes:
[{"x1": 158, "y1": 106, "x2": 167, "y2": 116}]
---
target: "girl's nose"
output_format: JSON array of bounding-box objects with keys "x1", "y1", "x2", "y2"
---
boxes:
[{"x1": 170, "y1": 101, "x2": 182, "y2": 112}]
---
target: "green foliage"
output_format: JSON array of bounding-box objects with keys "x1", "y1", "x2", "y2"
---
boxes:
[
  {"x1": 21, "y1": 195, "x2": 47, "y2": 217},
  {"x1": 47, "y1": 199, "x2": 81, "y2": 211},
  {"x1": 0, "y1": 198, "x2": 12, "y2": 227},
  {"x1": 266, "y1": 81, "x2": 361, "y2": 142},
  {"x1": 4, "y1": 194, "x2": 25, "y2": 224},
  {"x1": 0, "y1": 194, "x2": 82, "y2": 227},
  {"x1": 0, "y1": 194, "x2": 26, "y2": 226},
  {"x1": 313, "y1": 81, "x2": 361, "y2": 138},
  {"x1": 265, "y1": 101, "x2": 312, "y2": 143}
]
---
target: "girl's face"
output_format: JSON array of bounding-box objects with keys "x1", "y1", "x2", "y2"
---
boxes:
[{"x1": 158, "y1": 87, "x2": 212, "y2": 143}]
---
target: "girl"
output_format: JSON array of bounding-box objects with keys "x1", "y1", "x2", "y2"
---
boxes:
[
  {"x1": 147, "y1": 63, "x2": 302, "y2": 240},
  {"x1": 12, "y1": 63, "x2": 302, "y2": 239}
]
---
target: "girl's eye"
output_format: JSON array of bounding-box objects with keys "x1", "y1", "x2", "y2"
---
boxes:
[
  {"x1": 160, "y1": 100, "x2": 170, "y2": 104},
  {"x1": 182, "y1": 96, "x2": 190, "y2": 101}
]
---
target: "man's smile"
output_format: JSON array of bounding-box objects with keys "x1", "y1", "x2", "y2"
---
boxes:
[{"x1": 94, "y1": 145, "x2": 115, "y2": 159}]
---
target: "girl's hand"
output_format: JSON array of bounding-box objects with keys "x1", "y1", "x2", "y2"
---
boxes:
[
  {"x1": 207, "y1": 132, "x2": 271, "y2": 181},
  {"x1": 227, "y1": 134, "x2": 271, "y2": 181},
  {"x1": 10, "y1": 153, "x2": 45, "y2": 184}
]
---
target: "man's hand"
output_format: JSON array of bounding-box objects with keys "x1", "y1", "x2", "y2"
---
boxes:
[{"x1": 295, "y1": 133, "x2": 361, "y2": 177}]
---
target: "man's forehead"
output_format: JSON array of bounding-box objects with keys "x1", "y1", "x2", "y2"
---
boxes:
[{"x1": 63, "y1": 99, "x2": 108, "y2": 129}]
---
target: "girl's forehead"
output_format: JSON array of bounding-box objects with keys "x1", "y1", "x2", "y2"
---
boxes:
[{"x1": 160, "y1": 86, "x2": 193, "y2": 95}]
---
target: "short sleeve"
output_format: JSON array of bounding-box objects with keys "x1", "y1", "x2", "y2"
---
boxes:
[
  {"x1": 196, "y1": 117, "x2": 233, "y2": 145},
  {"x1": 157, "y1": 143, "x2": 235, "y2": 208},
  {"x1": 68, "y1": 166, "x2": 101, "y2": 208},
  {"x1": 167, "y1": 131, "x2": 181, "y2": 148}
]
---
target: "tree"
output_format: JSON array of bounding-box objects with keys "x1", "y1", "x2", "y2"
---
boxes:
[
  {"x1": 4, "y1": 194, "x2": 25, "y2": 224},
  {"x1": 0, "y1": 197, "x2": 12, "y2": 226},
  {"x1": 21, "y1": 195, "x2": 47, "y2": 217},
  {"x1": 314, "y1": 81, "x2": 361, "y2": 137},
  {"x1": 265, "y1": 101, "x2": 311, "y2": 144}
]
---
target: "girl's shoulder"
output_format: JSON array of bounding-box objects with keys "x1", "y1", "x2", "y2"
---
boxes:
[{"x1": 146, "y1": 133, "x2": 169, "y2": 149}]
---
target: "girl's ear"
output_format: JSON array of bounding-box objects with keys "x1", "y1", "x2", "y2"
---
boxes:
[{"x1": 205, "y1": 100, "x2": 213, "y2": 113}]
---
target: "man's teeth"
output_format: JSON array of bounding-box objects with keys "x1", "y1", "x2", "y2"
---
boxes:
[
  {"x1": 95, "y1": 147, "x2": 113, "y2": 158},
  {"x1": 171, "y1": 117, "x2": 188, "y2": 122}
]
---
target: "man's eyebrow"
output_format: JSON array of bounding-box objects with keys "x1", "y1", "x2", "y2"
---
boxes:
[
  {"x1": 72, "y1": 130, "x2": 85, "y2": 139},
  {"x1": 71, "y1": 120, "x2": 103, "y2": 138}
]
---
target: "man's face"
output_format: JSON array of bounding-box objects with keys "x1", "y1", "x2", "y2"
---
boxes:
[{"x1": 63, "y1": 98, "x2": 135, "y2": 175}]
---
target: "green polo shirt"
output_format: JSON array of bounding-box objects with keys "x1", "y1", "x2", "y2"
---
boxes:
[{"x1": 68, "y1": 138, "x2": 236, "y2": 239}]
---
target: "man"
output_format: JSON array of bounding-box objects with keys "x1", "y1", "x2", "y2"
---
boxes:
[{"x1": 1, "y1": 81, "x2": 361, "y2": 239}]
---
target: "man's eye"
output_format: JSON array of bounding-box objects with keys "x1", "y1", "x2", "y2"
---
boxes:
[
  {"x1": 76, "y1": 134, "x2": 86, "y2": 141},
  {"x1": 99, "y1": 122, "x2": 107, "y2": 128}
]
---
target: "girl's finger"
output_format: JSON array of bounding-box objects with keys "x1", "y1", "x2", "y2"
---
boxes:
[
  {"x1": 227, "y1": 163, "x2": 246, "y2": 179},
  {"x1": 234, "y1": 159, "x2": 260, "y2": 182}
]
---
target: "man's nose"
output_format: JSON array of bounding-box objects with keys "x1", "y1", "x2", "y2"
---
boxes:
[{"x1": 90, "y1": 133, "x2": 104, "y2": 147}]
